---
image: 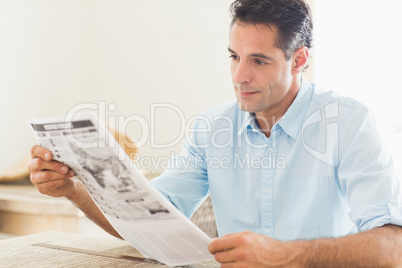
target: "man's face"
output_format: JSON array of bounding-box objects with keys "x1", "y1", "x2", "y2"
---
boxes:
[{"x1": 229, "y1": 21, "x2": 297, "y2": 119}]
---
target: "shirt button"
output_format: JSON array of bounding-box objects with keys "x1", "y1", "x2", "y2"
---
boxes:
[
  {"x1": 264, "y1": 228, "x2": 270, "y2": 234},
  {"x1": 264, "y1": 187, "x2": 270, "y2": 193},
  {"x1": 268, "y1": 148, "x2": 273, "y2": 153}
]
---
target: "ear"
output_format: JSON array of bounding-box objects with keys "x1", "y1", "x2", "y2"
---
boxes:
[{"x1": 291, "y1": 46, "x2": 309, "y2": 75}]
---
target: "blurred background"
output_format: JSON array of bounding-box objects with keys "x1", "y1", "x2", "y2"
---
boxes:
[
  {"x1": 0, "y1": 0, "x2": 235, "y2": 175},
  {"x1": 0, "y1": 0, "x2": 400, "y2": 238},
  {"x1": 1, "y1": 0, "x2": 401, "y2": 175}
]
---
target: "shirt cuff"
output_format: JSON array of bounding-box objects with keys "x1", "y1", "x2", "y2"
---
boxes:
[{"x1": 349, "y1": 203, "x2": 402, "y2": 232}]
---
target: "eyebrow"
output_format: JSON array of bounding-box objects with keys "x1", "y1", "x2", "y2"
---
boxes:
[{"x1": 228, "y1": 48, "x2": 274, "y2": 61}]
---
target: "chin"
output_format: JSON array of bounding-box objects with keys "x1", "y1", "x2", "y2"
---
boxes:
[{"x1": 237, "y1": 100, "x2": 258, "y2": 113}]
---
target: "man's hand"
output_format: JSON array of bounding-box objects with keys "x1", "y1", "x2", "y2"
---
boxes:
[
  {"x1": 28, "y1": 145, "x2": 122, "y2": 238},
  {"x1": 208, "y1": 231, "x2": 301, "y2": 268},
  {"x1": 28, "y1": 145, "x2": 76, "y2": 198}
]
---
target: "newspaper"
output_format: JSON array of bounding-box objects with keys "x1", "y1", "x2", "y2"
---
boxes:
[{"x1": 27, "y1": 113, "x2": 214, "y2": 266}]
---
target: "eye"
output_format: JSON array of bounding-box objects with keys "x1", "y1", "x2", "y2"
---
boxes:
[
  {"x1": 255, "y1": 59, "x2": 267, "y2": 66},
  {"x1": 229, "y1": 54, "x2": 239, "y2": 60}
]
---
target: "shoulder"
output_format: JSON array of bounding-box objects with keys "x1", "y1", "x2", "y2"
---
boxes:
[{"x1": 308, "y1": 82, "x2": 371, "y2": 121}]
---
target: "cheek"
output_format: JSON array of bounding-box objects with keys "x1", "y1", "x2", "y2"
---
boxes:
[
  {"x1": 230, "y1": 62, "x2": 237, "y2": 80},
  {"x1": 282, "y1": 62, "x2": 293, "y2": 78},
  {"x1": 272, "y1": 64, "x2": 292, "y2": 86}
]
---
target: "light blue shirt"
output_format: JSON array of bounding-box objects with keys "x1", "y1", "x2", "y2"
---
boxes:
[{"x1": 151, "y1": 77, "x2": 402, "y2": 241}]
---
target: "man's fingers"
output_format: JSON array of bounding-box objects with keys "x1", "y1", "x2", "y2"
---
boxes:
[
  {"x1": 33, "y1": 177, "x2": 70, "y2": 196},
  {"x1": 209, "y1": 233, "x2": 244, "y2": 254},
  {"x1": 29, "y1": 157, "x2": 71, "y2": 175},
  {"x1": 30, "y1": 170, "x2": 73, "y2": 184},
  {"x1": 209, "y1": 237, "x2": 231, "y2": 254},
  {"x1": 30, "y1": 145, "x2": 52, "y2": 160},
  {"x1": 213, "y1": 248, "x2": 238, "y2": 264}
]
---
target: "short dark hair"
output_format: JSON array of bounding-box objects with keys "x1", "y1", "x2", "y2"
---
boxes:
[{"x1": 230, "y1": 0, "x2": 313, "y2": 60}]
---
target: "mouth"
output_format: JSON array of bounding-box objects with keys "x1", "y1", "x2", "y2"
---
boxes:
[{"x1": 239, "y1": 91, "x2": 258, "y2": 98}]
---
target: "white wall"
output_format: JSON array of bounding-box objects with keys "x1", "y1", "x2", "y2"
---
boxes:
[
  {"x1": 0, "y1": 0, "x2": 86, "y2": 169},
  {"x1": 313, "y1": 0, "x2": 402, "y2": 175},
  {"x1": 0, "y1": 0, "x2": 235, "y2": 171}
]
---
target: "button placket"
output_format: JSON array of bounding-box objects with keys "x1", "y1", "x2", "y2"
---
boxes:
[{"x1": 260, "y1": 131, "x2": 276, "y2": 237}]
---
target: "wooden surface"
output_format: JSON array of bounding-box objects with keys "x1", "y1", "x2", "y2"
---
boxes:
[{"x1": 0, "y1": 231, "x2": 220, "y2": 267}]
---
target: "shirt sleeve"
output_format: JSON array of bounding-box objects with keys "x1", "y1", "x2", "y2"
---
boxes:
[
  {"x1": 150, "y1": 117, "x2": 210, "y2": 219},
  {"x1": 338, "y1": 104, "x2": 402, "y2": 232}
]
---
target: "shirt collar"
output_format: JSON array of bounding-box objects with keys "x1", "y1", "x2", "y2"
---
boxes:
[
  {"x1": 237, "y1": 76, "x2": 312, "y2": 139},
  {"x1": 237, "y1": 111, "x2": 258, "y2": 136}
]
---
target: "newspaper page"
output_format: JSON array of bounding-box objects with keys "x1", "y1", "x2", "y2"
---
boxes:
[{"x1": 27, "y1": 113, "x2": 214, "y2": 266}]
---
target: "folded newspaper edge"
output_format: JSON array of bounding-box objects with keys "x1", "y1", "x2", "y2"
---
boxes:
[{"x1": 27, "y1": 112, "x2": 214, "y2": 266}]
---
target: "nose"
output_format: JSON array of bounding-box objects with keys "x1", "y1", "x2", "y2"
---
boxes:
[{"x1": 232, "y1": 61, "x2": 252, "y2": 84}]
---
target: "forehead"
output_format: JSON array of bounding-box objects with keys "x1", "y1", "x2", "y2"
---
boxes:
[{"x1": 229, "y1": 21, "x2": 280, "y2": 53}]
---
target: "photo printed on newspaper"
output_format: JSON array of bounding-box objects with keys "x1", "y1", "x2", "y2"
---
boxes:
[{"x1": 28, "y1": 112, "x2": 213, "y2": 266}]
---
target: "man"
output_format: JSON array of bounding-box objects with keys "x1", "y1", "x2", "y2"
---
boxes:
[{"x1": 29, "y1": 0, "x2": 402, "y2": 266}]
